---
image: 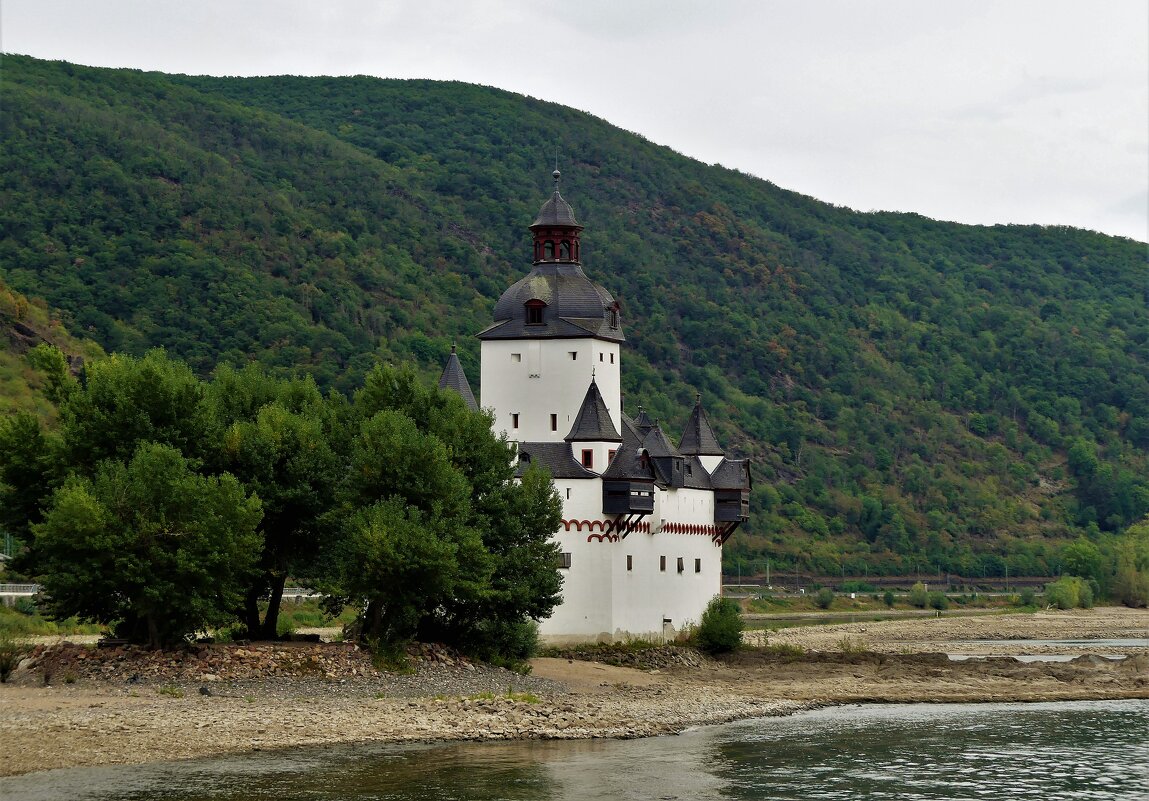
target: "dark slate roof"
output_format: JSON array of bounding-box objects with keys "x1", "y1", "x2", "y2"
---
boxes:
[
  {"x1": 437, "y1": 347, "x2": 478, "y2": 411},
  {"x1": 516, "y1": 442, "x2": 597, "y2": 479},
  {"x1": 631, "y1": 408, "x2": 655, "y2": 435},
  {"x1": 477, "y1": 263, "x2": 624, "y2": 342},
  {"x1": 619, "y1": 414, "x2": 643, "y2": 450},
  {"x1": 710, "y1": 458, "x2": 752, "y2": 490},
  {"x1": 531, "y1": 189, "x2": 581, "y2": 228},
  {"x1": 683, "y1": 456, "x2": 713, "y2": 489},
  {"x1": 640, "y1": 424, "x2": 683, "y2": 459},
  {"x1": 678, "y1": 396, "x2": 724, "y2": 456},
  {"x1": 602, "y1": 446, "x2": 656, "y2": 481},
  {"x1": 565, "y1": 380, "x2": 621, "y2": 442}
]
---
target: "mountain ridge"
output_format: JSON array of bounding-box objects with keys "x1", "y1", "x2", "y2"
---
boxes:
[{"x1": 2, "y1": 54, "x2": 1146, "y2": 577}]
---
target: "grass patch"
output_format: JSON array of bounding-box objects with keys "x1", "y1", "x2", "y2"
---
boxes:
[
  {"x1": 157, "y1": 685, "x2": 184, "y2": 698},
  {"x1": 0, "y1": 604, "x2": 105, "y2": 638},
  {"x1": 466, "y1": 689, "x2": 540, "y2": 703}
]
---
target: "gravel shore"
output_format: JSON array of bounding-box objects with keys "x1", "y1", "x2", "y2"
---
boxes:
[{"x1": 2, "y1": 607, "x2": 1146, "y2": 778}]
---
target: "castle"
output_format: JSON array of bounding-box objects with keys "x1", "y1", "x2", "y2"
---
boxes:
[{"x1": 440, "y1": 171, "x2": 750, "y2": 643}]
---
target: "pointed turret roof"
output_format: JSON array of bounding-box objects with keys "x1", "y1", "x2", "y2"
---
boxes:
[
  {"x1": 565, "y1": 379, "x2": 621, "y2": 442},
  {"x1": 437, "y1": 345, "x2": 478, "y2": 412},
  {"x1": 678, "y1": 395, "x2": 724, "y2": 456}
]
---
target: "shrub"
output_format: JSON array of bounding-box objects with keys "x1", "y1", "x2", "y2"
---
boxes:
[
  {"x1": 1019, "y1": 588, "x2": 1036, "y2": 607},
  {"x1": 814, "y1": 587, "x2": 835, "y2": 610},
  {"x1": 882, "y1": 590, "x2": 895, "y2": 608},
  {"x1": 0, "y1": 631, "x2": 29, "y2": 683},
  {"x1": 694, "y1": 596, "x2": 743, "y2": 654},
  {"x1": 1044, "y1": 576, "x2": 1094, "y2": 610},
  {"x1": 908, "y1": 582, "x2": 928, "y2": 608},
  {"x1": 928, "y1": 592, "x2": 949, "y2": 611}
]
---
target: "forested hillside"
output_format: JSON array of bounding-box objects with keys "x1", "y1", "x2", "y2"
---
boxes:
[{"x1": 2, "y1": 54, "x2": 1147, "y2": 578}]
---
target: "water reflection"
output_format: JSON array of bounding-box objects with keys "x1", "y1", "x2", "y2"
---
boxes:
[{"x1": 4, "y1": 700, "x2": 1146, "y2": 801}]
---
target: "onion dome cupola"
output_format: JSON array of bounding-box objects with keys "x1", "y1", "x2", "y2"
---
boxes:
[
  {"x1": 478, "y1": 170, "x2": 624, "y2": 343},
  {"x1": 530, "y1": 169, "x2": 583, "y2": 264},
  {"x1": 438, "y1": 345, "x2": 478, "y2": 412}
]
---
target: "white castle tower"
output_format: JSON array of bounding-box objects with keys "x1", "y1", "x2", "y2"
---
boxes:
[{"x1": 444, "y1": 171, "x2": 750, "y2": 643}]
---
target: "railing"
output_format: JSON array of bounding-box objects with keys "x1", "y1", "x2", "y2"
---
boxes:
[{"x1": 0, "y1": 583, "x2": 39, "y2": 596}]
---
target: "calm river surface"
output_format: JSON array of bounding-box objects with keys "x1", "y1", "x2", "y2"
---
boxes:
[{"x1": 5, "y1": 700, "x2": 1147, "y2": 800}]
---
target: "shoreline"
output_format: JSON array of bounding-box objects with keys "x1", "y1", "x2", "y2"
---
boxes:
[{"x1": 2, "y1": 607, "x2": 1146, "y2": 779}]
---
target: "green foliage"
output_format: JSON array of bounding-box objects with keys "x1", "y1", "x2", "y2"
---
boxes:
[
  {"x1": 33, "y1": 442, "x2": 262, "y2": 648},
  {"x1": 0, "y1": 630, "x2": 30, "y2": 682},
  {"x1": 694, "y1": 596, "x2": 744, "y2": 653},
  {"x1": 1044, "y1": 576, "x2": 1095, "y2": 610},
  {"x1": 2, "y1": 54, "x2": 1147, "y2": 583},
  {"x1": 908, "y1": 581, "x2": 929, "y2": 608},
  {"x1": 927, "y1": 592, "x2": 949, "y2": 610},
  {"x1": 882, "y1": 590, "x2": 895, "y2": 608},
  {"x1": 814, "y1": 587, "x2": 835, "y2": 610}
]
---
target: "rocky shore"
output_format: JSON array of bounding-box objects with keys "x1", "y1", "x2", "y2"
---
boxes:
[{"x1": 2, "y1": 607, "x2": 1146, "y2": 778}]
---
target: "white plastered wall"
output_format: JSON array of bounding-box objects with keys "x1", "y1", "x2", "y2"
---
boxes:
[{"x1": 480, "y1": 338, "x2": 621, "y2": 444}]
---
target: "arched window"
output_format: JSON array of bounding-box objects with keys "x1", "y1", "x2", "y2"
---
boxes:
[
  {"x1": 543, "y1": 241, "x2": 554, "y2": 260},
  {"x1": 608, "y1": 302, "x2": 621, "y2": 329},
  {"x1": 525, "y1": 299, "x2": 546, "y2": 325},
  {"x1": 559, "y1": 240, "x2": 571, "y2": 260}
]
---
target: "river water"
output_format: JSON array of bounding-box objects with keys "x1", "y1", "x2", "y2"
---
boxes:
[{"x1": 5, "y1": 700, "x2": 1147, "y2": 800}]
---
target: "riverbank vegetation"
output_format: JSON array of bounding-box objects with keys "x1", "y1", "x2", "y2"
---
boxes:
[{"x1": 0, "y1": 347, "x2": 563, "y2": 659}]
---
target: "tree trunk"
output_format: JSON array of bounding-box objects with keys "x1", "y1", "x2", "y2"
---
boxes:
[
  {"x1": 260, "y1": 572, "x2": 287, "y2": 640},
  {"x1": 242, "y1": 588, "x2": 262, "y2": 637}
]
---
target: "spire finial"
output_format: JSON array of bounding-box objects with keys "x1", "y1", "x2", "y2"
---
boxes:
[
  {"x1": 450, "y1": 342, "x2": 457, "y2": 354},
  {"x1": 591, "y1": 367, "x2": 596, "y2": 381}
]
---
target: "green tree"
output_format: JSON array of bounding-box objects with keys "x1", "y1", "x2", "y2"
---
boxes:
[
  {"x1": 327, "y1": 408, "x2": 491, "y2": 645},
  {"x1": 206, "y1": 365, "x2": 341, "y2": 639},
  {"x1": 908, "y1": 581, "x2": 928, "y2": 608},
  {"x1": 32, "y1": 443, "x2": 262, "y2": 648}
]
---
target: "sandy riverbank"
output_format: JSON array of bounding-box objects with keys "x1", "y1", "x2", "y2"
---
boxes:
[{"x1": 2, "y1": 607, "x2": 1146, "y2": 778}]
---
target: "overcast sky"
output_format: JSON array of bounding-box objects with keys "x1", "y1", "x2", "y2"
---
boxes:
[{"x1": 4, "y1": 1, "x2": 1147, "y2": 242}]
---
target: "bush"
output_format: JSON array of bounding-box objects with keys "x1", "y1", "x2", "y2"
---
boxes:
[
  {"x1": 1018, "y1": 588, "x2": 1036, "y2": 607},
  {"x1": 882, "y1": 590, "x2": 895, "y2": 608},
  {"x1": 908, "y1": 582, "x2": 928, "y2": 608},
  {"x1": 0, "y1": 631, "x2": 28, "y2": 683},
  {"x1": 927, "y1": 592, "x2": 949, "y2": 611},
  {"x1": 814, "y1": 587, "x2": 835, "y2": 610},
  {"x1": 1044, "y1": 576, "x2": 1094, "y2": 610},
  {"x1": 694, "y1": 596, "x2": 743, "y2": 654}
]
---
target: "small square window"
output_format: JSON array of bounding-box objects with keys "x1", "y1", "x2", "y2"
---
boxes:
[
  {"x1": 511, "y1": 413, "x2": 520, "y2": 429},
  {"x1": 599, "y1": 353, "x2": 604, "y2": 362},
  {"x1": 694, "y1": 558, "x2": 702, "y2": 573},
  {"x1": 565, "y1": 488, "x2": 571, "y2": 500},
  {"x1": 660, "y1": 555, "x2": 666, "y2": 572},
  {"x1": 511, "y1": 353, "x2": 521, "y2": 362},
  {"x1": 581, "y1": 449, "x2": 593, "y2": 469},
  {"x1": 677, "y1": 557, "x2": 684, "y2": 574},
  {"x1": 550, "y1": 414, "x2": 557, "y2": 431},
  {"x1": 570, "y1": 351, "x2": 578, "y2": 360},
  {"x1": 626, "y1": 555, "x2": 633, "y2": 571},
  {"x1": 608, "y1": 449, "x2": 616, "y2": 463},
  {"x1": 558, "y1": 552, "x2": 572, "y2": 569},
  {"x1": 610, "y1": 353, "x2": 615, "y2": 364}
]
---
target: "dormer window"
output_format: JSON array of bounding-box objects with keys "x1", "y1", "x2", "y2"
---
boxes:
[
  {"x1": 608, "y1": 303, "x2": 621, "y2": 329},
  {"x1": 525, "y1": 300, "x2": 546, "y2": 325}
]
